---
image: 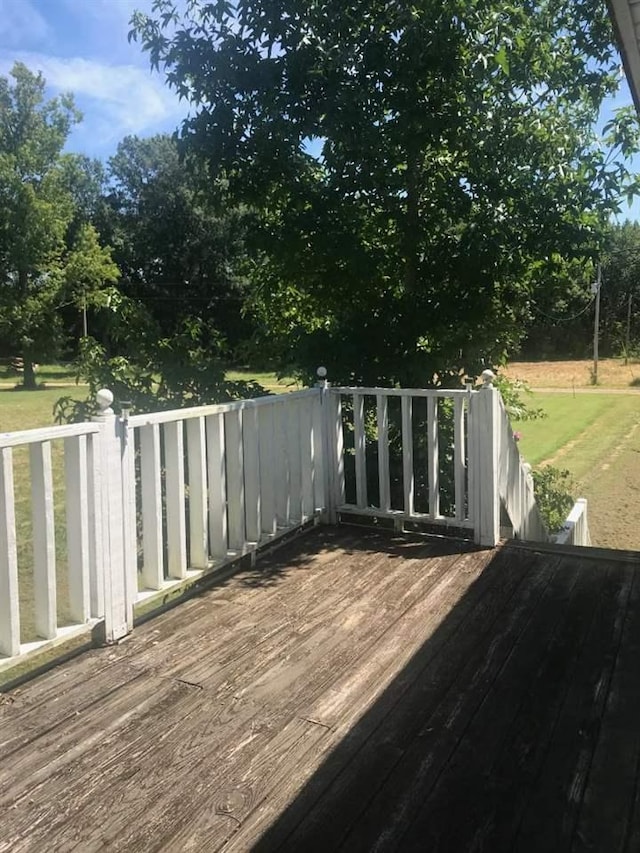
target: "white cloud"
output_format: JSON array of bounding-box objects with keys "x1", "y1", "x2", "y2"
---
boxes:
[
  {"x1": 0, "y1": 0, "x2": 50, "y2": 47},
  {"x1": 0, "y1": 51, "x2": 188, "y2": 151}
]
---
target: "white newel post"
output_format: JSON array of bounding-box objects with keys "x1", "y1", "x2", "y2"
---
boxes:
[
  {"x1": 469, "y1": 370, "x2": 500, "y2": 547},
  {"x1": 92, "y1": 389, "x2": 133, "y2": 643},
  {"x1": 317, "y1": 367, "x2": 335, "y2": 523}
]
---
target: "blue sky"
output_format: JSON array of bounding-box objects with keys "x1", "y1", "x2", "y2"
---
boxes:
[
  {"x1": 0, "y1": 0, "x2": 638, "y2": 219},
  {"x1": 0, "y1": 0, "x2": 188, "y2": 157}
]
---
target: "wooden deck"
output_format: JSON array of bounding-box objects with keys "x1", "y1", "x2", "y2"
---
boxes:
[{"x1": 1, "y1": 526, "x2": 640, "y2": 852}]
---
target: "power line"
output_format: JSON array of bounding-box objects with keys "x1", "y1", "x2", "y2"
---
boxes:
[{"x1": 528, "y1": 294, "x2": 596, "y2": 323}]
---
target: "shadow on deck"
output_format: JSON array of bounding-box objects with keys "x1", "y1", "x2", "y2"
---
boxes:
[{"x1": 1, "y1": 526, "x2": 640, "y2": 852}]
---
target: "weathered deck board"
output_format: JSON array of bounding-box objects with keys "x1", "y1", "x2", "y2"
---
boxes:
[{"x1": 0, "y1": 527, "x2": 639, "y2": 853}]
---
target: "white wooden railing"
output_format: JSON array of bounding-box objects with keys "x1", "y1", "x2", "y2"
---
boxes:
[
  {"x1": 328, "y1": 387, "x2": 472, "y2": 532},
  {"x1": 552, "y1": 498, "x2": 591, "y2": 547},
  {"x1": 0, "y1": 371, "x2": 590, "y2": 671},
  {"x1": 0, "y1": 422, "x2": 104, "y2": 660}
]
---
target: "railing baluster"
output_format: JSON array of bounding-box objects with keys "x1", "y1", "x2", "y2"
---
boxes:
[
  {"x1": 139, "y1": 424, "x2": 164, "y2": 589},
  {"x1": 64, "y1": 435, "x2": 90, "y2": 623},
  {"x1": 331, "y1": 392, "x2": 346, "y2": 509},
  {"x1": 164, "y1": 421, "x2": 187, "y2": 579},
  {"x1": 0, "y1": 447, "x2": 20, "y2": 656},
  {"x1": 225, "y1": 409, "x2": 245, "y2": 551},
  {"x1": 186, "y1": 417, "x2": 208, "y2": 569},
  {"x1": 258, "y1": 403, "x2": 277, "y2": 537},
  {"x1": 287, "y1": 398, "x2": 303, "y2": 523},
  {"x1": 243, "y1": 405, "x2": 261, "y2": 543},
  {"x1": 30, "y1": 441, "x2": 56, "y2": 639},
  {"x1": 86, "y1": 434, "x2": 104, "y2": 618},
  {"x1": 401, "y1": 396, "x2": 414, "y2": 517},
  {"x1": 376, "y1": 394, "x2": 390, "y2": 512},
  {"x1": 312, "y1": 391, "x2": 325, "y2": 512},
  {"x1": 275, "y1": 401, "x2": 290, "y2": 526},
  {"x1": 122, "y1": 425, "x2": 137, "y2": 612},
  {"x1": 453, "y1": 396, "x2": 466, "y2": 522},
  {"x1": 300, "y1": 398, "x2": 314, "y2": 520},
  {"x1": 354, "y1": 393, "x2": 367, "y2": 509},
  {"x1": 427, "y1": 397, "x2": 439, "y2": 519},
  {"x1": 206, "y1": 412, "x2": 227, "y2": 559}
]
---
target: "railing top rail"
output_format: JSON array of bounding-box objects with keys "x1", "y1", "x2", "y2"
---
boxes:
[
  {"x1": 331, "y1": 386, "x2": 472, "y2": 398},
  {"x1": 0, "y1": 421, "x2": 100, "y2": 448},
  {"x1": 127, "y1": 387, "x2": 320, "y2": 428}
]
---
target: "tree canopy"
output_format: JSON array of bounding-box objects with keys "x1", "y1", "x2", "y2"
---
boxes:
[
  {"x1": 131, "y1": 0, "x2": 640, "y2": 385},
  {"x1": 102, "y1": 134, "x2": 251, "y2": 354},
  {"x1": 0, "y1": 63, "x2": 118, "y2": 388}
]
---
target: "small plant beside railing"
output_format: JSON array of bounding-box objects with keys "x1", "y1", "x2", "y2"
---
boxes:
[{"x1": 530, "y1": 466, "x2": 576, "y2": 534}]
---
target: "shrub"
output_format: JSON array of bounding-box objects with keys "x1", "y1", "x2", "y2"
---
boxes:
[{"x1": 531, "y1": 466, "x2": 575, "y2": 533}]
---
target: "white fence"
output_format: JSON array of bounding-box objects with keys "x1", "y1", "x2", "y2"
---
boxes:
[
  {"x1": 552, "y1": 498, "x2": 591, "y2": 547},
  {"x1": 0, "y1": 375, "x2": 588, "y2": 671}
]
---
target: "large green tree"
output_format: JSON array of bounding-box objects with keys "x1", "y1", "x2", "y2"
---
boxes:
[
  {"x1": 102, "y1": 134, "x2": 251, "y2": 356},
  {"x1": 0, "y1": 63, "x2": 118, "y2": 388},
  {"x1": 131, "y1": 0, "x2": 640, "y2": 385}
]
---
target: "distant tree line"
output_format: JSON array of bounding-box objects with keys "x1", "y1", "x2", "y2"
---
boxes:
[{"x1": 518, "y1": 222, "x2": 640, "y2": 361}]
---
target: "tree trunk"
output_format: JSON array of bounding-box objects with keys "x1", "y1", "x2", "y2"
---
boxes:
[{"x1": 22, "y1": 351, "x2": 37, "y2": 390}]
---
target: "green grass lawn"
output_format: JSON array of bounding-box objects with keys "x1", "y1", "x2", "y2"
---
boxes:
[
  {"x1": 516, "y1": 392, "x2": 640, "y2": 549},
  {"x1": 0, "y1": 362, "x2": 78, "y2": 386},
  {"x1": 516, "y1": 394, "x2": 639, "y2": 473},
  {"x1": 226, "y1": 369, "x2": 300, "y2": 393},
  {"x1": 0, "y1": 387, "x2": 75, "y2": 431}
]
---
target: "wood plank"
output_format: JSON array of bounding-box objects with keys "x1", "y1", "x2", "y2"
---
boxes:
[
  {"x1": 121, "y1": 423, "x2": 138, "y2": 618},
  {"x1": 164, "y1": 421, "x2": 187, "y2": 579},
  {"x1": 512, "y1": 563, "x2": 635, "y2": 852},
  {"x1": 1, "y1": 531, "x2": 425, "y2": 771},
  {"x1": 377, "y1": 394, "x2": 390, "y2": 512},
  {"x1": 243, "y1": 404, "x2": 261, "y2": 542},
  {"x1": 311, "y1": 392, "x2": 325, "y2": 512},
  {"x1": 115, "y1": 545, "x2": 475, "y2": 851},
  {"x1": 400, "y1": 556, "x2": 607, "y2": 853},
  {"x1": 454, "y1": 395, "x2": 466, "y2": 522},
  {"x1": 86, "y1": 433, "x2": 104, "y2": 618},
  {"x1": 0, "y1": 447, "x2": 20, "y2": 657},
  {"x1": 331, "y1": 392, "x2": 345, "y2": 508},
  {"x1": 1, "y1": 534, "x2": 466, "y2": 850},
  {"x1": 258, "y1": 403, "x2": 277, "y2": 536},
  {"x1": 138, "y1": 423, "x2": 164, "y2": 588},
  {"x1": 186, "y1": 417, "x2": 208, "y2": 569},
  {"x1": 286, "y1": 397, "x2": 303, "y2": 524},
  {"x1": 573, "y1": 570, "x2": 640, "y2": 853},
  {"x1": 225, "y1": 548, "x2": 516, "y2": 853},
  {"x1": 206, "y1": 412, "x2": 227, "y2": 559},
  {"x1": 64, "y1": 436, "x2": 90, "y2": 624},
  {"x1": 245, "y1": 547, "x2": 545, "y2": 852},
  {"x1": 30, "y1": 441, "x2": 57, "y2": 640},
  {"x1": 401, "y1": 395, "x2": 414, "y2": 516},
  {"x1": 6, "y1": 533, "x2": 631, "y2": 853},
  {"x1": 0, "y1": 423, "x2": 99, "y2": 448},
  {"x1": 274, "y1": 401, "x2": 290, "y2": 526},
  {"x1": 300, "y1": 398, "x2": 314, "y2": 520},
  {"x1": 0, "y1": 528, "x2": 368, "y2": 748},
  {"x1": 333, "y1": 552, "x2": 570, "y2": 852},
  {"x1": 354, "y1": 392, "x2": 367, "y2": 509},
  {"x1": 427, "y1": 396, "x2": 439, "y2": 518}
]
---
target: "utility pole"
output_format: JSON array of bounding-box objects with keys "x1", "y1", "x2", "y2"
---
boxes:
[{"x1": 592, "y1": 263, "x2": 602, "y2": 384}]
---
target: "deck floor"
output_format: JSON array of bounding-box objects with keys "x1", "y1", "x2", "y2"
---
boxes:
[{"x1": 1, "y1": 526, "x2": 640, "y2": 852}]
